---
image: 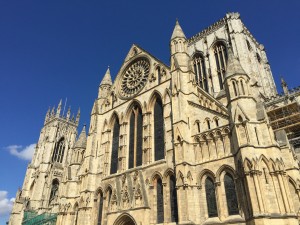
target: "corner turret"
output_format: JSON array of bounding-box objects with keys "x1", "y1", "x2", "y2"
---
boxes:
[
  {"x1": 170, "y1": 20, "x2": 190, "y2": 71},
  {"x1": 98, "y1": 67, "x2": 112, "y2": 99}
]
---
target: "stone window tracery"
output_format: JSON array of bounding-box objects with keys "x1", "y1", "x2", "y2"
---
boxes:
[
  {"x1": 193, "y1": 53, "x2": 209, "y2": 92},
  {"x1": 214, "y1": 42, "x2": 228, "y2": 90},
  {"x1": 52, "y1": 137, "x2": 65, "y2": 163},
  {"x1": 128, "y1": 105, "x2": 143, "y2": 169},
  {"x1": 119, "y1": 58, "x2": 150, "y2": 99}
]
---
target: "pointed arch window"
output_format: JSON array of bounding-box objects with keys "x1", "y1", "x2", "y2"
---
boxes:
[
  {"x1": 224, "y1": 173, "x2": 239, "y2": 215},
  {"x1": 110, "y1": 117, "x2": 120, "y2": 174},
  {"x1": 156, "y1": 178, "x2": 164, "y2": 223},
  {"x1": 170, "y1": 175, "x2": 178, "y2": 222},
  {"x1": 232, "y1": 81, "x2": 238, "y2": 96},
  {"x1": 215, "y1": 118, "x2": 219, "y2": 127},
  {"x1": 240, "y1": 80, "x2": 245, "y2": 95},
  {"x1": 128, "y1": 105, "x2": 143, "y2": 169},
  {"x1": 193, "y1": 53, "x2": 209, "y2": 92},
  {"x1": 196, "y1": 121, "x2": 201, "y2": 133},
  {"x1": 49, "y1": 179, "x2": 59, "y2": 204},
  {"x1": 107, "y1": 187, "x2": 112, "y2": 208},
  {"x1": 207, "y1": 120, "x2": 211, "y2": 130},
  {"x1": 154, "y1": 97, "x2": 165, "y2": 161},
  {"x1": 156, "y1": 66, "x2": 161, "y2": 84},
  {"x1": 52, "y1": 137, "x2": 65, "y2": 163},
  {"x1": 205, "y1": 177, "x2": 218, "y2": 217},
  {"x1": 97, "y1": 192, "x2": 104, "y2": 225},
  {"x1": 214, "y1": 42, "x2": 228, "y2": 90}
]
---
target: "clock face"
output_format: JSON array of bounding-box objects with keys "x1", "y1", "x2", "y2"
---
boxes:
[{"x1": 119, "y1": 58, "x2": 150, "y2": 99}]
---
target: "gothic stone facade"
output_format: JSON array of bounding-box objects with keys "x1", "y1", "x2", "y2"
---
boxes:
[{"x1": 9, "y1": 12, "x2": 300, "y2": 225}]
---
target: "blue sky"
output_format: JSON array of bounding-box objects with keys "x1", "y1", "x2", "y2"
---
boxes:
[{"x1": 1, "y1": 0, "x2": 300, "y2": 223}]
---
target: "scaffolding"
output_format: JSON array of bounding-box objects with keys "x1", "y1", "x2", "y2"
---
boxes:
[
  {"x1": 267, "y1": 101, "x2": 300, "y2": 148},
  {"x1": 22, "y1": 210, "x2": 57, "y2": 225}
]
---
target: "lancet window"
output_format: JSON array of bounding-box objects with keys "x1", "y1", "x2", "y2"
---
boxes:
[
  {"x1": 52, "y1": 137, "x2": 65, "y2": 163},
  {"x1": 156, "y1": 178, "x2": 164, "y2": 223},
  {"x1": 110, "y1": 117, "x2": 120, "y2": 174},
  {"x1": 49, "y1": 179, "x2": 59, "y2": 204},
  {"x1": 205, "y1": 177, "x2": 218, "y2": 217},
  {"x1": 214, "y1": 42, "x2": 228, "y2": 90},
  {"x1": 97, "y1": 192, "x2": 104, "y2": 225},
  {"x1": 128, "y1": 105, "x2": 143, "y2": 169},
  {"x1": 170, "y1": 175, "x2": 178, "y2": 222},
  {"x1": 154, "y1": 97, "x2": 165, "y2": 161},
  {"x1": 224, "y1": 173, "x2": 239, "y2": 215},
  {"x1": 193, "y1": 53, "x2": 209, "y2": 92}
]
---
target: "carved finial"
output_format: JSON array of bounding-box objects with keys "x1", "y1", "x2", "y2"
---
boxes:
[
  {"x1": 66, "y1": 106, "x2": 71, "y2": 120},
  {"x1": 56, "y1": 99, "x2": 62, "y2": 116},
  {"x1": 281, "y1": 76, "x2": 289, "y2": 95},
  {"x1": 44, "y1": 107, "x2": 50, "y2": 123},
  {"x1": 51, "y1": 106, "x2": 55, "y2": 116},
  {"x1": 76, "y1": 108, "x2": 80, "y2": 124}
]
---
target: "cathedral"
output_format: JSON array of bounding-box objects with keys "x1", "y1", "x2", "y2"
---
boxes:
[{"x1": 9, "y1": 12, "x2": 300, "y2": 225}]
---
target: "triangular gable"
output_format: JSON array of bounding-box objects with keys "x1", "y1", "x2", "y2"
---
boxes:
[
  {"x1": 233, "y1": 103, "x2": 249, "y2": 122},
  {"x1": 111, "y1": 44, "x2": 170, "y2": 91}
]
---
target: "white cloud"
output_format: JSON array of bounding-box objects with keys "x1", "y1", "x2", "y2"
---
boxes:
[
  {"x1": 0, "y1": 191, "x2": 14, "y2": 216},
  {"x1": 6, "y1": 144, "x2": 36, "y2": 160}
]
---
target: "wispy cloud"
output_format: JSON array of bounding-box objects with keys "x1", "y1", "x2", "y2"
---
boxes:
[
  {"x1": 6, "y1": 144, "x2": 36, "y2": 160},
  {"x1": 0, "y1": 191, "x2": 14, "y2": 216}
]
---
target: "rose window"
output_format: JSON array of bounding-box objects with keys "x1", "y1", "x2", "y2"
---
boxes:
[{"x1": 119, "y1": 59, "x2": 150, "y2": 98}]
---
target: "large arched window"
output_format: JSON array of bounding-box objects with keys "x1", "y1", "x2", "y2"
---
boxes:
[
  {"x1": 52, "y1": 137, "x2": 65, "y2": 163},
  {"x1": 128, "y1": 105, "x2": 143, "y2": 169},
  {"x1": 154, "y1": 97, "x2": 165, "y2": 161},
  {"x1": 156, "y1": 178, "x2": 164, "y2": 223},
  {"x1": 214, "y1": 42, "x2": 228, "y2": 90},
  {"x1": 193, "y1": 53, "x2": 209, "y2": 92},
  {"x1": 170, "y1": 175, "x2": 178, "y2": 222},
  {"x1": 49, "y1": 179, "x2": 59, "y2": 204},
  {"x1": 205, "y1": 177, "x2": 218, "y2": 217},
  {"x1": 110, "y1": 117, "x2": 120, "y2": 174},
  {"x1": 97, "y1": 192, "x2": 104, "y2": 225},
  {"x1": 224, "y1": 173, "x2": 239, "y2": 215}
]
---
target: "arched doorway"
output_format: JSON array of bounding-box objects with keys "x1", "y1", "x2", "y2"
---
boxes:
[{"x1": 113, "y1": 213, "x2": 136, "y2": 225}]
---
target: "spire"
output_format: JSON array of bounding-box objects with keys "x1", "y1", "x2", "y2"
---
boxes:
[
  {"x1": 171, "y1": 19, "x2": 186, "y2": 40},
  {"x1": 225, "y1": 47, "x2": 247, "y2": 78},
  {"x1": 51, "y1": 106, "x2": 55, "y2": 116},
  {"x1": 100, "y1": 67, "x2": 112, "y2": 86},
  {"x1": 76, "y1": 108, "x2": 80, "y2": 124},
  {"x1": 56, "y1": 99, "x2": 62, "y2": 116},
  {"x1": 44, "y1": 107, "x2": 50, "y2": 123},
  {"x1": 281, "y1": 77, "x2": 289, "y2": 95},
  {"x1": 74, "y1": 125, "x2": 87, "y2": 148}
]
